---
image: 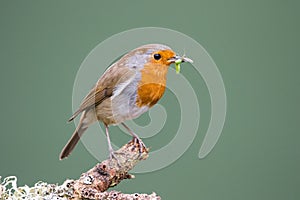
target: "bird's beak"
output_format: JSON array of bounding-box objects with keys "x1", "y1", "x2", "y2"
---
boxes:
[
  {"x1": 168, "y1": 55, "x2": 193, "y2": 74},
  {"x1": 168, "y1": 55, "x2": 193, "y2": 64}
]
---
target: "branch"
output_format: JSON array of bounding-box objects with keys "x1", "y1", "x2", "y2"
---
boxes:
[
  {"x1": 71, "y1": 139, "x2": 152, "y2": 199},
  {"x1": 0, "y1": 140, "x2": 161, "y2": 200}
]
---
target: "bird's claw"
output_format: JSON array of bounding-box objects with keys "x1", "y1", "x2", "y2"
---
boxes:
[
  {"x1": 109, "y1": 149, "x2": 121, "y2": 166},
  {"x1": 133, "y1": 137, "x2": 147, "y2": 155}
]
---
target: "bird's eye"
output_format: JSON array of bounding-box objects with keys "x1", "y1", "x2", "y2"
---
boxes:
[{"x1": 153, "y1": 54, "x2": 161, "y2": 60}]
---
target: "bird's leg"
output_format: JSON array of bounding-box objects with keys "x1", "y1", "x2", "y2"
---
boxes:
[
  {"x1": 105, "y1": 125, "x2": 119, "y2": 161},
  {"x1": 121, "y1": 122, "x2": 147, "y2": 153}
]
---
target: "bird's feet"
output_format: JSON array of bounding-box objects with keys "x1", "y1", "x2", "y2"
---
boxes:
[
  {"x1": 121, "y1": 123, "x2": 147, "y2": 154},
  {"x1": 133, "y1": 137, "x2": 147, "y2": 155},
  {"x1": 108, "y1": 148, "x2": 122, "y2": 166}
]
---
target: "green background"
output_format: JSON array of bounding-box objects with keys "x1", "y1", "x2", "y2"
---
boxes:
[{"x1": 0, "y1": 0, "x2": 299, "y2": 199}]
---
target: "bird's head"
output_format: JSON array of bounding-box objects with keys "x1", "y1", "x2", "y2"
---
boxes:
[{"x1": 123, "y1": 44, "x2": 193, "y2": 71}]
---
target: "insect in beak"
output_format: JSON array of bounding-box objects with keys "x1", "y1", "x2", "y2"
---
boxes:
[{"x1": 168, "y1": 55, "x2": 193, "y2": 74}]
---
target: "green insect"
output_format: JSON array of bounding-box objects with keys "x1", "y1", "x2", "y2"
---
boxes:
[
  {"x1": 174, "y1": 55, "x2": 193, "y2": 74},
  {"x1": 175, "y1": 59, "x2": 182, "y2": 74}
]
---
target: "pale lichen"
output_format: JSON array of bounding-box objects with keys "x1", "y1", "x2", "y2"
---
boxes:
[
  {"x1": 0, "y1": 176, "x2": 160, "y2": 200},
  {"x1": 0, "y1": 176, "x2": 73, "y2": 200}
]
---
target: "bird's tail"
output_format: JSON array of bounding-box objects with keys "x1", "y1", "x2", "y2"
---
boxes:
[{"x1": 59, "y1": 113, "x2": 88, "y2": 160}]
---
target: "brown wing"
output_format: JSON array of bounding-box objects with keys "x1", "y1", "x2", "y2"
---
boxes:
[{"x1": 68, "y1": 63, "x2": 136, "y2": 122}]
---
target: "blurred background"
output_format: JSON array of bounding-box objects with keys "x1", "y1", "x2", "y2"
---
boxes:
[{"x1": 0, "y1": 1, "x2": 299, "y2": 199}]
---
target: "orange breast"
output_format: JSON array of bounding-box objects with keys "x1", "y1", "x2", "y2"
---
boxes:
[{"x1": 136, "y1": 63, "x2": 169, "y2": 107}]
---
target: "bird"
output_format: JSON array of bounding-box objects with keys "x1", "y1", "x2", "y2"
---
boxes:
[{"x1": 59, "y1": 44, "x2": 192, "y2": 160}]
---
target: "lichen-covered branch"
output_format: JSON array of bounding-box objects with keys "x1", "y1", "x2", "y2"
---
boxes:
[
  {"x1": 71, "y1": 139, "x2": 152, "y2": 199},
  {"x1": 0, "y1": 140, "x2": 161, "y2": 200}
]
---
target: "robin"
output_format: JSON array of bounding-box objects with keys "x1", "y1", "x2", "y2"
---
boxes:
[{"x1": 59, "y1": 44, "x2": 193, "y2": 160}]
